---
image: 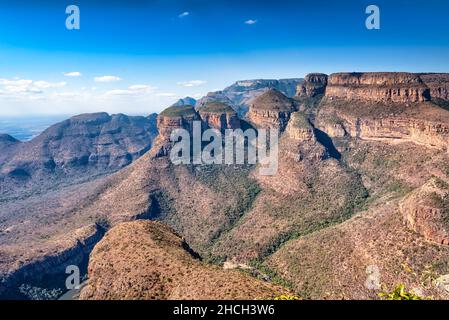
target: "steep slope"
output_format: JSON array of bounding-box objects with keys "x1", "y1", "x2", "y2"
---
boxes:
[
  {"x1": 0, "y1": 112, "x2": 158, "y2": 200},
  {"x1": 3, "y1": 72, "x2": 449, "y2": 301},
  {"x1": 247, "y1": 89, "x2": 297, "y2": 130},
  {"x1": 80, "y1": 220, "x2": 290, "y2": 300},
  {"x1": 263, "y1": 73, "x2": 449, "y2": 299}
]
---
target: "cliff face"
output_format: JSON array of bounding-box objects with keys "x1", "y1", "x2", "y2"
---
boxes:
[
  {"x1": 247, "y1": 89, "x2": 297, "y2": 130},
  {"x1": 0, "y1": 224, "x2": 104, "y2": 299},
  {"x1": 420, "y1": 73, "x2": 449, "y2": 100},
  {"x1": 283, "y1": 112, "x2": 328, "y2": 161},
  {"x1": 197, "y1": 102, "x2": 240, "y2": 131},
  {"x1": 400, "y1": 178, "x2": 449, "y2": 245},
  {"x1": 296, "y1": 73, "x2": 328, "y2": 98},
  {"x1": 326, "y1": 72, "x2": 431, "y2": 103},
  {"x1": 80, "y1": 221, "x2": 290, "y2": 300},
  {"x1": 334, "y1": 115, "x2": 449, "y2": 150}
]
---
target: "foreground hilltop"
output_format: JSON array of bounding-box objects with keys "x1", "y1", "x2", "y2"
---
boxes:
[
  {"x1": 80, "y1": 220, "x2": 290, "y2": 300},
  {"x1": 2, "y1": 72, "x2": 449, "y2": 300}
]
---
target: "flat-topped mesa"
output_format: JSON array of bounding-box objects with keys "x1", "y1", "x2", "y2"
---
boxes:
[
  {"x1": 247, "y1": 88, "x2": 297, "y2": 130},
  {"x1": 419, "y1": 73, "x2": 449, "y2": 101},
  {"x1": 296, "y1": 73, "x2": 328, "y2": 98},
  {"x1": 325, "y1": 72, "x2": 431, "y2": 103},
  {"x1": 197, "y1": 101, "x2": 240, "y2": 131},
  {"x1": 157, "y1": 105, "x2": 200, "y2": 140}
]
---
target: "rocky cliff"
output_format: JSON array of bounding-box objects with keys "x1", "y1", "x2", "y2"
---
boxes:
[
  {"x1": 400, "y1": 178, "x2": 449, "y2": 245},
  {"x1": 157, "y1": 105, "x2": 200, "y2": 139},
  {"x1": 420, "y1": 73, "x2": 449, "y2": 101},
  {"x1": 325, "y1": 72, "x2": 430, "y2": 103},
  {"x1": 0, "y1": 224, "x2": 104, "y2": 299},
  {"x1": 198, "y1": 102, "x2": 240, "y2": 131},
  {"x1": 247, "y1": 89, "x2": 297, "y2": 130},
  {"x1": 296, "y1": 73, "x2": 328, "y2": 98},
  {"x1": 283, "y1": 112, "x2": 328, "y2": 161},
  {"x1": 315, "y1": 98, "x2": 449, "y2": 153}
]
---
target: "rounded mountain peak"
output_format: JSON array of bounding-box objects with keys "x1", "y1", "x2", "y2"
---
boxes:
[
  {"x1": 198, "y1": 101, "x2": 236, "y2": 114},
  {"x1": 159, "y1": 105, "x2": 197, "y2": 118},
  {"x1": 250, "y1": 88, "x2": 295, "y2": 112}
]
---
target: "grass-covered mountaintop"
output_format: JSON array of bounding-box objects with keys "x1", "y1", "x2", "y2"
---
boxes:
[
  {"x1": 159, "y1": 105, "x2": 197, "y2": 117},
  {"x1": 199, "y1": 101, "x2": 236, "y2": 114}
]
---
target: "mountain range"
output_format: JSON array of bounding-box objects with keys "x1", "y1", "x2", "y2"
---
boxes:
[{"x1": 1, "y1": 73, "x2": 449, "y2": 300}]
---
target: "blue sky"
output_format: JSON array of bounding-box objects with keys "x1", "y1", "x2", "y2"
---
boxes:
[{"x1": 0, "y1": 0, "x2": 449, "y2": 116}]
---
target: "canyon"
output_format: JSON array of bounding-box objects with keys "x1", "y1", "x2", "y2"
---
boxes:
[{"x1": 1, "y1": 72, "x2": 449, "y2": 300}]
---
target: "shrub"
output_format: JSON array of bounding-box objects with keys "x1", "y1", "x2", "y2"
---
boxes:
[
  {"x1": 273, "y1": 294, "x2": 301, "y2": 300},
  {"x1": 379, "y1": 284, "x2": 422, "y2": 300}
]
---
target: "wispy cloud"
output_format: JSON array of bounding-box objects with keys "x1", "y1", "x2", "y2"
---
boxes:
[
  {"x1": 63, "y1": 71, "x2": 82, "y2": 77},
  {"x1": 178, "y1": 11, "x2": 190, "y2": 18},
  {"x1": 104, "y1": 84, "x2": 157, "y2": 96},
  {"x1": 156, "y1": 92, "x2": 178, "y2": 97},
  {"x1": 244, "y1": 19, "x2": 257, "y2": 25},
  {"x1": 94, "y1": 75, "x2": 122, "y2": 83},
  {"x1": 0, "y1": 78, "x2": 66, "y2": 95},
  {"x1": 177, "y1": 80, "x2": 206, "y2": 87},
  {"x1": 34, "y1": 81, "x2": 67, "y2": 89}
]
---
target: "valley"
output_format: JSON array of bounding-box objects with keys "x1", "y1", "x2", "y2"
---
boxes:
[{"x1": 1, "y1": 72, "x2": 449, "y2": 300}]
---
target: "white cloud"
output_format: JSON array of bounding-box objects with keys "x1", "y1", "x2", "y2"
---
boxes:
[
  {"x1": 244, "y1": 19, "x2": 257, "y2": 25},
  {"x1": 63, "y1": 71, "x2": 82, "y2": 77},
  {"x1": 156, "y1": 92, "x2": 178, "y2": 97},
  {"x1": 0, "y1": 79, "x2": 33, "y2": 87},
  {"x1": 177, "y1": 80, "x2": 206, "y2": 87},
  {"x1": 178, "y1": 11, "x2": 190, "y2": 18},
  {"x1": 128, "y1": 84, "x2": 158, "y2": 91},
  {"x1": 104, "y1": 84, "x2": 157, "y2": 97},
  {"x1": 94, "y1": 75, "x2": 122, "y2": 83},
  {"x1": 34, "y1": 81, "x2": 67, "y2": 89},
  {"x1": 0, "y1": 78, "x2": 54, "y2": 95}
]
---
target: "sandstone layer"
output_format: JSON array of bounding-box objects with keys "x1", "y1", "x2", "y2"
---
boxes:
[
  {"x1": 198, "y1": 102, "x2": 240, "y2": 131},
  {"x1": 296, "y1": 73, "x2": 328, "y2": 98},
  {"x1": 325, "y1": 72, "x2": 430, "y2": 103},
  {"x1": 400, "y1": 178, "x2": 449, "y2": 245},
  {"x1": 247, "y1": 89, "x2": 297, "y2": 130}
]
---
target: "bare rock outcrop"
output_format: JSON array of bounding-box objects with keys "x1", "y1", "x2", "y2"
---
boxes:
[
  {"x1": 400, "y1": 178, "x2": 449, "y2": 245},
  {"x1": 296, "y1": 73, "x2": 328, "y2": 98},
  {"x1": 247, "y1": 89, "x2": 297, "y2": 130},
  {"x1": 198, "y1": 102, "x2": 240, "y2": 131},
  {"x1": 0, "y1": 224, "x2": 104, "y2": 299},
  {"x1": 80, "y1": 220, "x2": 290, "y2": 300},
  {"x1": 325, "y1": 72, "x2": 431, "y2": 103},
  {"x1": 155, "y1": 105, "x2": 201, "y2": 157},
  {"x1": 420, "y1": 73, "x2": 449, "y2": 101},
  {"x1": 156, "y1": 105, "x2": 200, "y2": 139},
  {"x1": 283, "y1": 112, "x2": 328, "y2": 161}
]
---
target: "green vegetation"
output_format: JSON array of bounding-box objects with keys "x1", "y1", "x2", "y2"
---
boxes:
[
  {"x1": 160, "y1": 105, "x2": 197, "y2": 117},
  {"x1": 273, "y1": 295, "x2": 301, "y2": 300},
  {"x1": 200, "y1": 101, "x2": 236, "y2": 114},
  {"x1": 249, "y1": 260, "x2": 295, "y2": 290},
  {"x1": 379, "y1": 284, "x2": 423, "y2": 300}
]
